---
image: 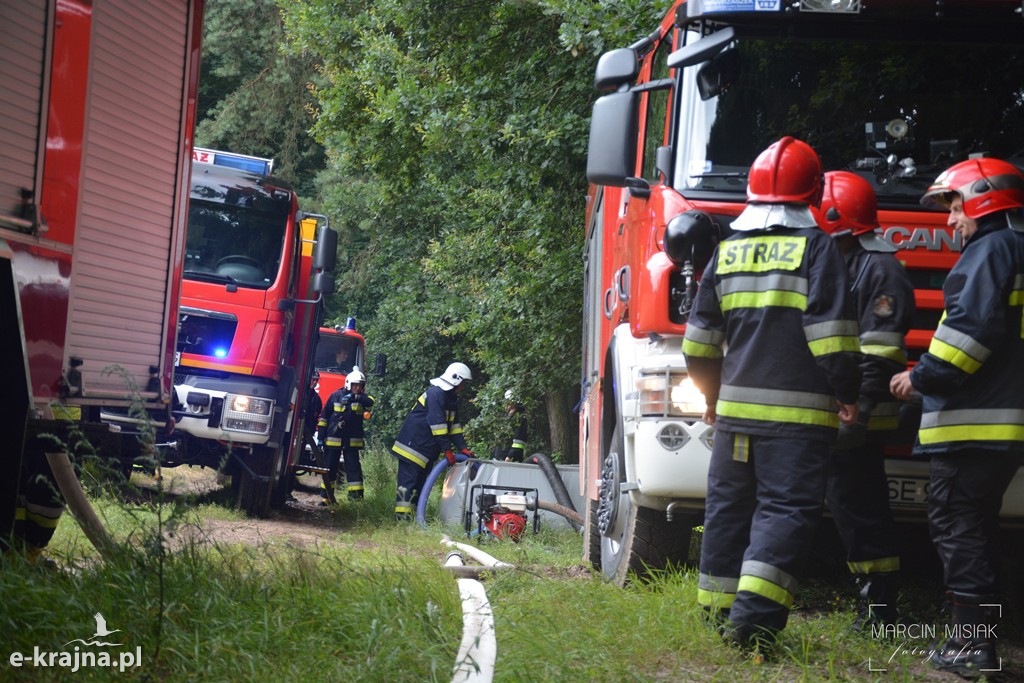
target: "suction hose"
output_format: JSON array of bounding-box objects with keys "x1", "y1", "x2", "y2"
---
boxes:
[
  {"x1": 45, "y1": 450, "x2": 116, "y2": 561},
  {"x1": 525, "y1": 452, "x2": 581, "y2": 531},
  {"x1": 416, "y1": 453, "x2": 471, "y2": 528}
]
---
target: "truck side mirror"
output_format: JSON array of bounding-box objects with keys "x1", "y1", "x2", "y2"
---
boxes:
[
  {"x1": 373, "y1": 353, "x2": 387, "y2": 377},
  {"x1": 594, "y1": 48, "x2": 639, "y2": 91},
  {"x1": 586, "y1": 91, "x2": 639, "y2": 186},
  {"x1": 696, "y1": 48, "x2": 740, "y2": 101},
  {"x1": 312, "y1": 270, "x2": 334, "y2": 296},
  {"x1": 314, "y1": 226, "x2": 337, "y2": 272}
]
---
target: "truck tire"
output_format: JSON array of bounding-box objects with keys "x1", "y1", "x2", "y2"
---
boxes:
[
  {"x1": 236, "y1": 445, "x2": 281, "y2": 517},
  {"x1": 584, "y1": 498, "x2": 601, "y2": 571},
  {"x1": 597, "y1": 423, "x2": 695, "y2": 586}
]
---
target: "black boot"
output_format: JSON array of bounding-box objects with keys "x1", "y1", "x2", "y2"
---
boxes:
[
  {"x1": 852, "y1": 572, "x2": 898, "y2": 631},
  {"x1": 930, "y1": 595, "x2": 999, "y2": 679}
]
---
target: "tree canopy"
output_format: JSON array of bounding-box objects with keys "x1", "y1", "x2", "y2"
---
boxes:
[{"x1": 199, "y1": 0, "x2": 672, "y2": 458}]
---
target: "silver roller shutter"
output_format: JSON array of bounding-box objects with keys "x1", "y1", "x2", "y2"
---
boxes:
[
  {"x1": 66, "y1": 0, "x2": 191, "y2": 400},
  {"x1": 0, "y1": 0, "x2": 50, "y2": 229}
]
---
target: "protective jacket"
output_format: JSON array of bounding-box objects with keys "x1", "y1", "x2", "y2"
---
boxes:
[
  {"x1": 684, "y1": 225, "x2": 861, "y2": 442},
  {"x1": 505, "y1": 404, "x2": 528, "y2": 461},
  {"x1": 845, "y1": 240, "x2": 915, "y2": 432},
  {"x1": 392, "y1": 385, "x2": 468, "y2": 467},
  {"x1": 318, "y1": 389, "x2": 375, "y2": 449},
  {"x1": 909, "y1": 217, "x2": 1024, "y2": 453}
]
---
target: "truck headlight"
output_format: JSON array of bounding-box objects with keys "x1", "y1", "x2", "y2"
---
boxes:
[
  {"x1": 637, "y1": 371, "x2": 707, "y2": 417},
  {"x1": 223, "y1": 393, "x2": 274, "y2": 435}
]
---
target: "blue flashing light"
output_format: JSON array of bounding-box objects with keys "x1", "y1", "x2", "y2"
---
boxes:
[
  {"x1": 346, "y1": 316, "x2": 357, "y2": 331},
  {"x1": 214, "y1": 348, "x2": 228, "y2": 358}
]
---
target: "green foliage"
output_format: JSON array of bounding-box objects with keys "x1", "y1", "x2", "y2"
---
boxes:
[
  {"x1": 280, "y1": 0, "x2": 675, "y2": 451},
  {"x1": 198, "y1": 0, "x2": 326, "y2": 198}
]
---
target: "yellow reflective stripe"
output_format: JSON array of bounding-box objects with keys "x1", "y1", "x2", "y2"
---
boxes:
[
  {"x1": 325, "y1": 438, "x2": 342, "y2": 446},
  {"x1": 392, "y1": 445, "x2": 428, "y2": 467},
  {"x1": 866, "y1": 415, "x2": 900, "y2": 431},
  {"x1": 717, "y1": 399, "x2": 839, "y2": 428},
  {"x1": 430, "y1": 426, "x2": 449, "y2": 436},
  {"x1": 450, "y1": 426, "x2": 465, "y2": 435},
  {"x1": 738, "y1": 575, "x2": 793, "y2": 609},
  {"x1": 683, "y1": 339, "x2": 724, "y2": 359},
  {"x1": 807, "y1": 335, "x2": 860, "y2": 357},
  {"x1": 349, "y1": 439, "x2": 364, "y2": 448},
  {"x1": 25, "y1": 511, "x2": 61, "y2": 529},
  {"x1": 14, "y1": 507, "x2": 26, "y2": 521},
  {"x1": 417, "y1": 394, "x2": 426, "y2": 406},
  {"x1": 732, "y1": 433, "x2": 749, "y2": 463},
  {"x1": 697, "y1": 589, "x2": 736, "y2": 609},
  {"x1": 317, "y1": 419, "x2": 327, "y2": 427},
  {"x1": 927, "y1": 337, "x2": 982, "y2": 374},
  {"x1": 848, "y1": 556, "x2": 900, "y2": 574},
  {"x1": 919, "y1": 423, "x2": 1024, "y2": 445},
  {"x1": 861, "y1": 344, "x2": 907, "y2": 364},
  {"x1": 720, "y1": 290, "x2": 807, "y2": 312},
  {"x1": 347, "y1": 483, "x2": 364, "y2": 492},
  {"x1": 395, "y1": 503, "x2": 413, "y2": 514},
  {"x1": 333, "y1": 404, "x2": 346, "y2": 412}
]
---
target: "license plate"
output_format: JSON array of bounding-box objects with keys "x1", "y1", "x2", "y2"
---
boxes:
[{"x1": 888, "y1": 476, "x2": 929, "y2": 507}]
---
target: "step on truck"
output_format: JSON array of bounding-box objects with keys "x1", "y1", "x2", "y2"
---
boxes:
[
  {"x1": 2, "y1": 0, "x2": 205, "y2": 536},
  {"x1": 581, "y1": 0, "x2": 1024, "y2": 585},
  {"x1": 169, "y1": 149, "x2": 337, "y2": 516}
]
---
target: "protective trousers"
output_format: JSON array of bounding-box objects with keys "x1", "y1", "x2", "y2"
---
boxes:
[
  {"x1": 826, "y1": 434, "x2": 900, "y2": 574},
  {"x1": 342, "y1": 446, "x2": 364, "y2": 499},
  {"x1": 394, "y1": 454, "x2": 431, "y2": 518},
  {"x1": 928, "y1": 450, "x2": 1024, "y2": 596},
  {"x1": 699, "y1": 431, "x2": 828, "y2": 637}
]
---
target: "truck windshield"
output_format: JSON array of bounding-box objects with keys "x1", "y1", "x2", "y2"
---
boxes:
[
  {"x1": 184, "y1": 181, "x2": 290, "y2": 289},
  {"x1": 674, "y1": 29, "x2": 1024, "y2": 205},
  {"x1": 314, "y1": 333, "x2": 362, "y2": 374}
]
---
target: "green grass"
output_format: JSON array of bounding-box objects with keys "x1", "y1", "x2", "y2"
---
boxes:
[{"x1": 2, "y1": 446, "x2": 1020, "y2": 681}]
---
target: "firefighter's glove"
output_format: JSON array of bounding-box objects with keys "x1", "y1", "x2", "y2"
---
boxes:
[
  {"x1": 444, "y1": 450, "x2": 457, "y2": 466},
  {"x1": 460, "y1": 448, "x2": 476, "y2": 459}
]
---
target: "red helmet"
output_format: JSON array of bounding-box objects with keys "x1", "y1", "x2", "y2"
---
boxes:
[
  {"x1": 921, "y1": 158, "x2": 1024, "y2": 219},
  {"x1": 746, "y1": 136, "x2": 823, "y2": 207},
  {"x1": 817, "y1": 171, "x2": 878, "y2": 237}
]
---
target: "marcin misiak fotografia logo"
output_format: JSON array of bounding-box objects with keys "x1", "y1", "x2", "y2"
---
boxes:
[
  {"x1": 867, "y1": 602, "x2": 1002, "y2": 674},
  {"x1": 8, "y1": 612, "x2": 142, "y2": 673}
]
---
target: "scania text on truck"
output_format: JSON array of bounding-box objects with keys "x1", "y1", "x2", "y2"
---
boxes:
[
  {"x1": 2, "y1": 0, "x2": 205, "y2": 538},
  {"x1": 169, "y1": 150, "x2": 337, "y2": 516},
  {"x1": 581, "y1": 0, "x2": 1024, "y2": 585}
]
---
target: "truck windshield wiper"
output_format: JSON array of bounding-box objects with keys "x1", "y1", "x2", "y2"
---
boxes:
[
  {"x1": 183, "y1": 270, "x2": 239, "y2": 286},
  {"x1": 688, "y1": 172, "x2": 748, "y2": 180}
]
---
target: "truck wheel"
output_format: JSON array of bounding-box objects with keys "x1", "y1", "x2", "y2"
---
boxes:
[
  {"x1": 597, "y1": 423, "x2": 695, "y2": 586},
  {"x1": 584, "y1": 498, "x2": 601, "y2": 570},
  {"x1": 236, "y1": 445, "x2": 280, "y2": 517}
]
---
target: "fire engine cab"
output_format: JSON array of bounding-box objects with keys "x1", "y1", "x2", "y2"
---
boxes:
[{"x1": 581, "y1": 0, "x2": 1024, "y2": 585}]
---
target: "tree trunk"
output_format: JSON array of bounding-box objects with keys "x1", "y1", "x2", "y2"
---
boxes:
[{"x1": 544, "y1": 388, "x2": 578, "y2": 464}]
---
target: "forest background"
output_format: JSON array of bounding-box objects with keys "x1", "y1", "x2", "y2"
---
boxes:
[{"x1": 195, "y1": 0, "x2": 674, "y2": 461}]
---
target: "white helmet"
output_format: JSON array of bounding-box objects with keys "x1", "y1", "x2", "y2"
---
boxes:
[
  {"x1": 431, "y1": 362, "x2": 472, "y2": 389},
  {"x1": 345, "y1": 367, "x2": 365, "y2": 390}
]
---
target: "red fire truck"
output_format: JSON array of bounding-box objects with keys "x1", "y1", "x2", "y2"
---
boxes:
[
  {"x1": 312, "y1": 318, "x2": 367, "y2": 407},
  {"x1": 1, "y1": 1, "x2": 204, "y2": 532},
  {"x1": 581, "y1": 0, "x2": 1024, "y2": 584},
  {"x1": 169, "y1": 150, "x2": 336, "y2": 516}
]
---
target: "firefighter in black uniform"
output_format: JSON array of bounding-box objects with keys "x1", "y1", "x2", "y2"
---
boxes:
[
  {"x1": 338, "y1": 368, "x2": 373, "y2": 500},
  {"x1": 492, "y1": 390, "x2": 527, "y2": 462},
  {"x1": 391, "y1": 362, "x2": 475, "y2": 520},
  {"x1": 683, "y1": 137, "x2": 862, "y2": 652},
  {"x1": 316, "y1": 374, "x2": 348, "y2": 504},
  {"x1": 891, "y1": 158, "x2": 1024, "y2": 677},
  {"x1": 817, "y1": 171, "x2": 915, "y2": 626}
]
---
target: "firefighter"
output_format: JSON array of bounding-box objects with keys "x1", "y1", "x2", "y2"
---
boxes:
[
  {"x1": 890, "y1": 158, "x2": 1024, "y2": 677},
  {"x1": 682, "y1": 137, "x2": 862, "y2": 653},
  {"x1": 316, "y1": 371, "x2": 350, "y2": 506},
  {"x1": 335, "y1": 368, "x2": 373, "y2": 500},
  {"x1": 492, "y1": 389, "x2": 527, "y2": 462},
  {"x1": 391, "y1": 362, "x2": 475, "y2": 520},
  {"x1": 816, "y1": 171, "x2": 915, "y2": 627}
]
